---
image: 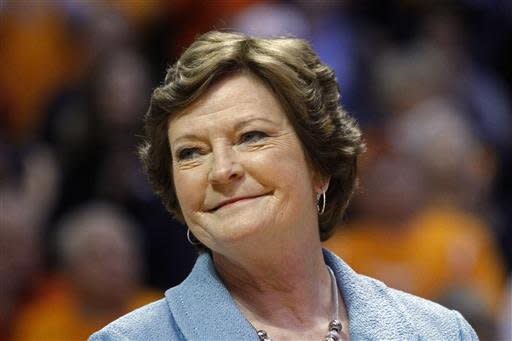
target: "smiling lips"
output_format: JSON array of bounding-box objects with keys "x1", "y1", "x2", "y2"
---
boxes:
[{"x1": 208, "y1": 194, "x2": 269, "y2": 212}]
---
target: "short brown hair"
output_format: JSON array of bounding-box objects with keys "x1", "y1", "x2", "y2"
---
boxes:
[{"x1": 139, "y1": 31, "x2": 364, "y2": 242}]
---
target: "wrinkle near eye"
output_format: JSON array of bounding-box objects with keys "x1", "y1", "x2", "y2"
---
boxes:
[{"x1": 174, "y1": 158, "x2": 204, "y2": 170}]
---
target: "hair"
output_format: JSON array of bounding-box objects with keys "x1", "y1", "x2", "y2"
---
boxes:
[{"x1": 139, "y1": 31, "x2": 365, "y2": 247}]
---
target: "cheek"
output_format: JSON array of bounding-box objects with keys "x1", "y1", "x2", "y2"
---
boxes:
[
  {"x1": 173, "y1": 168, "x2": 205, "y2": 212},
  {"x1": 250, "y1": 145, "x2": 314, "y2": 198}
]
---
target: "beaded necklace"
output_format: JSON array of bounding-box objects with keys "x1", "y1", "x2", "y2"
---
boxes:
[{"x1": 256, "y1": 267, "x2": 343, "y2": 341}]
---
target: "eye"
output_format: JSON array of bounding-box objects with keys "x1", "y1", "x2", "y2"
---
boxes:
[
  {"x1": 176, "y1": 147, "x2": 203, "y2": 161},
  {"x1": 239, "y1": 131, "x2": 268, "y2": 144}
]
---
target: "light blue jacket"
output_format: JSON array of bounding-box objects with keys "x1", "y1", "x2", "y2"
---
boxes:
[{"x1": 89, "y1": 249, "x2": 478, "y2": 340}]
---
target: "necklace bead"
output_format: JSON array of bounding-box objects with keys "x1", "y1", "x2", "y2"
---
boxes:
[
  {"x1": 257, "y1": 330, "x2": 273, "y2": 341},
  {"x1": 329, "y1": 319, "x2": 342, "y2": 332},
  {"x1": 324, "y1": 327, "x2": 341, "y2": 341}
]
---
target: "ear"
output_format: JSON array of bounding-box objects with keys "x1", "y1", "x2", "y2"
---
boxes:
[
  {"x1": 321, "y1": 177, "x2": 331, "y2": 193},
  {"x1": 313, "y1": 174, "x2": 331, "y2": 194}
]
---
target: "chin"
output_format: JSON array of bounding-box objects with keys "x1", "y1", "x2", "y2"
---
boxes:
[
  {"x1": 224, "y1": 217, "x2": 271, "y2": 243},
  {"x1": 195, "y1": 213, "x2": 273, "y2": 249}
]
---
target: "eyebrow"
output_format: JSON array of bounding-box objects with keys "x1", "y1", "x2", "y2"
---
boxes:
[
  {"x1": 233, "y1": 117, "x2": 277, "y2": 130},
  {"x1": 171, "y1": 117, "x2": 277, "y2": 146}
]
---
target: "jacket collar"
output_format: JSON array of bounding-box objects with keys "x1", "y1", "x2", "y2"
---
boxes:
[
  {"x1": 165, "y1": 251, "x2": 256, "y2": 340},
  {"x1": 165, "y1": 249, "x2": 412, "y2": 340},
  {"x1": 323, "y1": 250, "x2": 413, "y2": 339}
]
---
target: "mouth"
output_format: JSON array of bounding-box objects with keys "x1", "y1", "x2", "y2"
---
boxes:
[{"x1": 208, "y1": 193, "x2": 271, "y2": 212}]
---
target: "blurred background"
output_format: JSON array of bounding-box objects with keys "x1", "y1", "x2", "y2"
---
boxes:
[{"x1": 0, "y1": 1, "x2": 511, "y2": 340}]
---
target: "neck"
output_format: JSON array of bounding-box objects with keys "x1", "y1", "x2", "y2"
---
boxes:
[{"x1": 212, "y1": 240, "x2": 331, "y2": 331}]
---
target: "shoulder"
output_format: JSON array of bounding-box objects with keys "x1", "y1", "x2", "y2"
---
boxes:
[
  {"x1": 323, "y1": 249, "x2": 478, "y2": 339},
  {"x1": 88, "y1": 298, "x2": 183, "y2": 341},
  {"x1": 359, "y1": 274, "x2": 478, "y2": 339}
]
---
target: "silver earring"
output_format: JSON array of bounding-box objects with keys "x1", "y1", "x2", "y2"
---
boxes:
[
  {"x1": 187, "y1": 228, "x2": 201, "y2": 246},
  {"x1": 317, "y1": 190, "x2": 326, "y2": 215}
]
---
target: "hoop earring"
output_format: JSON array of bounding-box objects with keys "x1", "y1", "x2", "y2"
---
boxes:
[
  {"x1": 187, "y1": 228, "x2": 201, "y2": 246},
  {"x1": 317, "y1": 190, "x2": 326, "y2": 215}
]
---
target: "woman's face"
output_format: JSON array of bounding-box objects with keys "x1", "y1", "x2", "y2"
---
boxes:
[{"x1": 168, "y1": 73, "x2": 323, "y2": 253}]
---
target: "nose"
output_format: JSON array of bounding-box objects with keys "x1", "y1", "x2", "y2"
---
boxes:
[{"x1": 208, "y1": 145, "x2": 244, "y2": 184}]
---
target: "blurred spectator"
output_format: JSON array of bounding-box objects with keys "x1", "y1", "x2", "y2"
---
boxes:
[
  {"x1": 419, "y1": 8, "x2": 512, "y2": 151},
  {"x1": 0, "y1": 191, "x2": 42, "y2": 341},
  {"x1": 232, "y1": 1, "x2": 362, "y2": 110},
  {"x1": 326, "y1": 151, "x2": 506, "y2": 301},
  {"x1": 371, "y1": 8, "x2": 512, "y2": 271},
  {"x1": 386, "y1": 97, "x2": 494, "y2": 211},
  {"x1": 161, "y1": 0, "x2": 261, "y2": 58},
  {"x1": 0, "y1": 3, "x2": 78, "y2": 141},
  {"x1": 91, "y1": 48, "x2": 152, "y2": 203},
  {"x1": 11, "y1": 202, "x2": 160, "y2": 341},
  {"x1": 437, "y1": 288, "x2": 497, "y2": 340},
  {"x1": 0, "y1": 142, "x2": 59, "y2": 340},
  {"x1": 327, "y1": 31, "x2": 508, "y2": 336},
  {"x1": 327, "y1": 37, "x2": 508, "y2": 337},
  {"x1": 498, "y1": 278, "x2": 512, "y2": 341},
  {"x1": 40, "y1": 43, "x2": 196, "y2": 288},
  {"x1": 41, "y1": 29, "x2": 150, "y2": 220},
  {"x1": 232, "y1": 2, "x2": 309, "y2": 39},
  {"x1": 324, "y1": 154, "x2": 507, "y2": 337}
]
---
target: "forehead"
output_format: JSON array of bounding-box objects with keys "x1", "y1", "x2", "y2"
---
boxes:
[{"x1": 168, "y1": 73, "x2": 288, "y2": 135}]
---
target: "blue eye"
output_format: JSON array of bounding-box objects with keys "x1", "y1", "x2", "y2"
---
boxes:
[
  {"x1": 240, "y1": 131, "x2": 268, "y2": 144},
  {"x1": 176, "y1": 147, "x2": 202, "y2": 160}
]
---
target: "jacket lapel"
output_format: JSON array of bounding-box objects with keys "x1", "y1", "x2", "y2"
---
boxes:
[
  {"x1": 323, "y1": 249, "x2": 414, "y2": 340},
  {"x1": 165, "y1": 252, "x2": 257, "y2": 340}
]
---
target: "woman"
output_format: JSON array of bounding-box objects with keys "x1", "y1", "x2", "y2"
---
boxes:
[{"x1": 90, "y1": 31, "x2": 477, "y2": 340}]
